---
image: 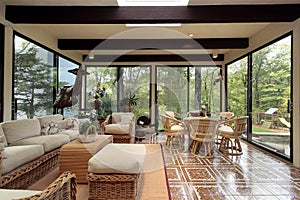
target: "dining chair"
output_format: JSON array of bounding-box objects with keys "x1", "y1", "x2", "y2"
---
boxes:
[
  {"x1": 187, "y1": 117, "x2": 219, "y2": 158},
  {"x1": 218, "y1": 116, "x2": 249, "y2": 155},
  {"x1": 160, "y1": 114, "x2": 186, "y2": 149}
]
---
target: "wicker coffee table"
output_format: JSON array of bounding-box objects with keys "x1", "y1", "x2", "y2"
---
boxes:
[{"x1": 59, "y1": 135, "x2": 113, "y2": 183}]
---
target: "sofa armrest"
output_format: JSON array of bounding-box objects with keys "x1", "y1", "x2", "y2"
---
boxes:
[{"x1": 129, "y1": 116, "x2": 136, "y2": 143}]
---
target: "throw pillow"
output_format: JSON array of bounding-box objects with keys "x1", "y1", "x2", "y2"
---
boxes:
[
  {"x1": 49, "y1": 122, "x2": 59, "y2": 135},
  {"x1": 119, "y1": 114, "x2": 132, "y2": 125},
  {"x1": 52, "y1": 120, "x2": 69, "y2": 130},
  {"x1": 41, "y1": 126, "x2": 50, "y2": 135}
]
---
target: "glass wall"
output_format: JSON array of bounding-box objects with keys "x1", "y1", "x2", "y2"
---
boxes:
[
  {"x1": 226, "y1": 34, "x2": 292, "y2": 159},
  {"x1": 13, "y1": 35, "x2": 56, "y2": 119},
  {"x1": 251, "y1": 35, "x2": 291, "y2": 158}
]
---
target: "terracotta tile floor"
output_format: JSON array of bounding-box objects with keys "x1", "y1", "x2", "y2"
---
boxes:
[{"x1": 151, "y1": 134, "x2": 300, "y2": 200}]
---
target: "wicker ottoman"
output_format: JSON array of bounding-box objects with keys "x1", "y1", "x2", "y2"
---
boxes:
[{"x1": 88, "y1": 144, "x2": 146, "y2": 200}]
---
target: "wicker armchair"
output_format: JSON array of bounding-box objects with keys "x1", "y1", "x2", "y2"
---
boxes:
[
  {"x1": 186, "y1": 117, "x2": 219, "y2": 158},
  {"x1": 218, "y1": 116, "x2": 249, "y2": 155},
  {"x1": 160, "y1": 114, "x2": 186, "y2": 149},
  {"x1": 0, "y1": 171, "x2": 77, "y2": 200},
  {"x1": 101, "y1": 112, "x2": 136, "y2": 143}
]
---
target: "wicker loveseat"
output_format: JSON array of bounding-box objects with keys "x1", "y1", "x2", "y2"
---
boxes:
[{"x1": 0, "y1": 114, "x2": 79, "y2": 189}]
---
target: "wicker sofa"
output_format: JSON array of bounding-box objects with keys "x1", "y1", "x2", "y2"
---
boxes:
[
  {"x1": 0, "y1": 114, "x2": 79, "y2": 189},
  {"x1": 0, "y1": 171, "x2": 77, "y2": 200}
]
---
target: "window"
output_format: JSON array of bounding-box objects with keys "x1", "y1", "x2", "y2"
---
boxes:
[
  {"x1": 13, "y1": 35, "x2": 56, "y2": 119},
  {"x1": 0, "y1": 24, "x2": 4, "y2": 122}
]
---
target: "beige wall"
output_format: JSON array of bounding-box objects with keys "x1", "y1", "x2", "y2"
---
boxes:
[{"x1": 224, "y1": 19, "x2": 300, "y2": 167}]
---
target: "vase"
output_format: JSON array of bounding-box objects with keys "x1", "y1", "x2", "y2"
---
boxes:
[{"x1": 89, "y1": 98, "x2": 102, "y2": 110}]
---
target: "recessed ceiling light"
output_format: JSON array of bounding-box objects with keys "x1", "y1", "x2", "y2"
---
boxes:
[
  {"x1": 117, "y1": 0, "x2": 189, "y2": 6},
  {"x1": 188, "y1": 33, "x2": 194, "y2": 37},
  {"x1": 126, "y1": 23, "x2": 182, "y2": 27}
]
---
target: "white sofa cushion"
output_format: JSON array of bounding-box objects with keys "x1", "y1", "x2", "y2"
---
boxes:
[
  {"x1": 0, "y1": 124, "x2": 8, "y2": 146},
  {"x1": 10, "y1": 135, "x2": 70, "y2": 153},
  {"x1": 105, "y1": 124, "x2": 130, "y2": 135},
  {"x1": 58, "y1": 129, "x2": 79, "y2": 141},
  {"x1": 88, "y1": 144, "x2": 146, "y2": 174},
  {"x1": 1, "y1": 119, "x2": 41, "y2": 144},
  {"x1": 2, "y1": 145, "x2": 44, "y2": 174},
  {"x1": 37, "y1": 114, "x2": 64, "y2": 128},
  {"x1": 0, "y1": 189, "x2": 40, "y2": 200}
]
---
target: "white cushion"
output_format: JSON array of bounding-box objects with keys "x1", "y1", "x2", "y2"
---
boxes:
[
  {"x1": 1, "y1": 119, "x2": 41, "y2": 144},
  {"x1": 0, "y1": 124, "x2": 8, "y2": 146},
  {"x1": 112, "y1": 112, "x2": 134, "y2": 124},
  {"x1": 218, "y1": 125, "x2": 234, "y2": 134},
  {"x1": 0, "y1": 189, "x2": 40, "y2": 200},
  {"x1": 105, "y1": 124, "x2": 130, "y2": 135},
  {"x1": 88, "y1": 144, "x2": 146, "y2": 174},
  {"x1": 10, "y1": 135, "x2": 70, "y2": 152},
  {"x1": 170, "y1": 125, "x2": 185, "y2": 132},
  {"x1": 119, "y1": 114, "x2": 132, "y2": 125},
  {"x1": 37, "y1": 114, "x2": 63, "y2": 128},
  {"x1": 58, "y1": 129, "x2": 79, "y2": 140},
  {"x1": 2, "y1": 145, "x2": 44, "y2": 174}
]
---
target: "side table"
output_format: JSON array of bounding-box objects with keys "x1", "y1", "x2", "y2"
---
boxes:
[{"x1": 59, "y1": 135, "x2": 113, "y2": 183}]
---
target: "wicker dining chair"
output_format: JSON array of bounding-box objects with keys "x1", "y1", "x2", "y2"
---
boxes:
[
  {"x1": 216, "y1": 112, "x2": 235, "y2": 145},
  {"x1": 17, "y1": 171, "x2": 77, "y2": 200},
  {"x1": 187, "y1": 117, "x2": 219, "y2": 158},
  {"x1": 160, "y1": 114, "x2": 186, "y2": 149},
  {"x1": 218, "y1": 116, "x2": 249, "y2": 155}
]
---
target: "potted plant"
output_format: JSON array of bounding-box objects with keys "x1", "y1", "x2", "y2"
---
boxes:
[{"x1": 120, "y1": 94, "x2": 139, "y2": 112}]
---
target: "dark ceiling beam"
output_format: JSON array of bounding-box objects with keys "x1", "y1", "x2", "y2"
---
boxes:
[
  {"x1": 5, "y1": 5, "x2": 300, "y2": 24},
  {"x1": 82, "y1": 54, "x2": 224, "y2": 62},
  {"x1": 58, "y1": 38, "x2": 249, "y2": 50}
]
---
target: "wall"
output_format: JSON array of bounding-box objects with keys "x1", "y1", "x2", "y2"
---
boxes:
[{"x1": 224, "y1": 19, "x2": 300, "y2": 167}]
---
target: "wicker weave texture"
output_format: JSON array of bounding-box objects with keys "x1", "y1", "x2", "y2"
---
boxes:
[
  {"x1": 111, "y1": 134, "x2": 132, "y2": 143},
  {"x1": 88, "y1": 173, "x2": 143, "y2": 200},
  {"x1": 1, "y1": 149, "x2": 60, "y2": 189}
]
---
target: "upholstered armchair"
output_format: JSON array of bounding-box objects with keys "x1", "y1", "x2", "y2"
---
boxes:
[{"x1": 101, "y1": 112, "x2": 136, "y2": 143}]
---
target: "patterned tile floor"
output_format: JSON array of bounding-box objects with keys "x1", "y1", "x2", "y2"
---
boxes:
[{"x1": 150, "y1": 133, "x2": 300, "y2": 200}]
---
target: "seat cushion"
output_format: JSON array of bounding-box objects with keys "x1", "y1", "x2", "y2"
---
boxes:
[
  {"x1": 105, "y1": 124, "x2": 130, "y2": 135},
  {"x1": 58, "y1": 129, "x2": 79, "y2": 140},
  {"x1": 10, "y1": 135, "x2": 70, "y2": 152},
  {"x1": 88, "y1": 144, "x2": 146, "y2": 174},
  {"x1": 218, "y1": 125, "x2": 234, "y2": 135},
  {"x1": 1, "y1": 119, "x2": 41, "y2": 144},
  {"x1": 0, "y1": 189, "x2": 40, "y2": 200},
  {"x1": 2, "y1": 145, "x2": 44, "y2": 174}
]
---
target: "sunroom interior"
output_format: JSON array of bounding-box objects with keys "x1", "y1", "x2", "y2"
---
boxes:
[{"x1": 1, "y1": 0, "x2": 300, "y2": 169}]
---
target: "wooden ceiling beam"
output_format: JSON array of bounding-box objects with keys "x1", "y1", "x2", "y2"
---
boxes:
[
  {"x1": 58, "y1": 38, "x2": 249, "y2": 50},
  {"x1": 5, "y1": 5, "x2": 300, "y2": 24}
]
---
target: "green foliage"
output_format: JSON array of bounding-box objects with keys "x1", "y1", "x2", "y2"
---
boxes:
[{"x1": 96, "y1": 94, "x2": 112, "y2": 120}]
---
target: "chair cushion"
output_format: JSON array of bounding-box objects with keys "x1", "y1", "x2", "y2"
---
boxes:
[
  {"x1": 2, "y1": 145, "x2": 44, "y2": 174},
  {"x1": 1, "y1": 119, "x2": 41, "y2": 144},
  {"x1": 10, "y1": 134, "x2": 70, "y2": 152},
  {"x1": 112, "y1": 112, "x2": 134, "y2": 124},
  {"x1": 0, "y1": 189, "x2": 40, "y2": 200},
  {"x1": 105, "y1": 124, "x2": 130, "y2": 135},
  {"x1": 88, "y1": 143, "x2": 146, "y2": 174},
  {"x1": 170, "y1": 125, "x2": 185, "y2": 132},
  {"x1": 218, "y1": 125, "x2": 234, "y2": 134}
]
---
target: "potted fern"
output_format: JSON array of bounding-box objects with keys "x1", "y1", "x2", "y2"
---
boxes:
[{"x1": 120, "y1": 94, "x2": 139, "y2": 112}]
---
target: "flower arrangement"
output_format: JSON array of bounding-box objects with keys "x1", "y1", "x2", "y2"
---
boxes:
[{"x1": 90, "y1": 84, "x2": 112, "y2": 120}]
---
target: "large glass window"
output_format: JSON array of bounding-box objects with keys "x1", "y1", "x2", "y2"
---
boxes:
[
  {"x1": 189, "y1": 66, "x2": 221, "y2": 116},
  {"x1": 251, "y1": 35, "x2": 291, "y2": 158},
  {"x1": 119, "y1": 66, "x2": 151, "y2": 119},
  {"x1": 58, "y1": 56, "x2": 79, "y2": 117},
  {"x1": 13, "y1": 35, "x2": 56, "y2": 119},
  {"x1": 227, "y1": 57, "x2": 248, "y2": 117}
]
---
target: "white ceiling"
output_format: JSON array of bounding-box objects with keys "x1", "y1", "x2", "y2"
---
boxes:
[{"x1": 2, "y1": 0, "x2": 298, "y2": 56}]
